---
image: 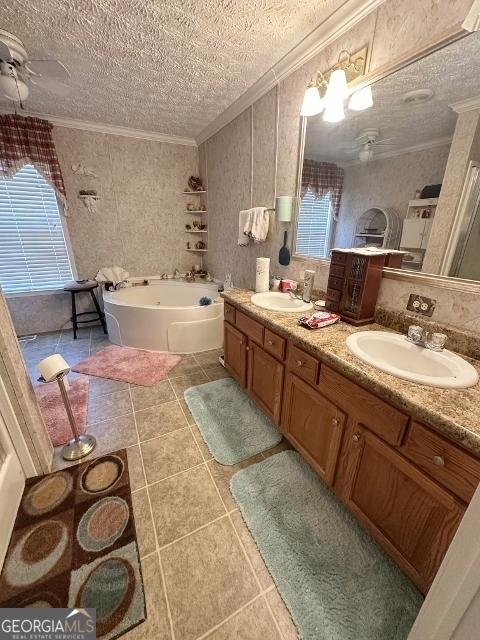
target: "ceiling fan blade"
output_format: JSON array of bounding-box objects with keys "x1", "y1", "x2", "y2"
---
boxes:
[
  {"x1": 29, "y1": 75, "x2": 71, "y2": 96},
  {"x1": 374, "y1": 142, "x2": 397, "y2": 147},
  {"x1": 0, "y1": 39, "x2": 12, "y2": 60},
  {"x1": 25, "y1": 59, "x2": 70, "y2": 80}
]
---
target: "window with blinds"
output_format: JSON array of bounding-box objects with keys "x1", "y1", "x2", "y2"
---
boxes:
[
  {"x1": 295, "y1": 189, "x2": 333, "y2": 259},
  {"x1": 0, "y1": 164, "x2": 73, "y2": 294}
]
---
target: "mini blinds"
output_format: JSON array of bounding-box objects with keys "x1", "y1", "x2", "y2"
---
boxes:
[
  {"x1": 0, "y1": 164, "x2": 73, "y2": 294},
  {"x1": 295, "y1": 189, "x2": 333, "y2": 259}
]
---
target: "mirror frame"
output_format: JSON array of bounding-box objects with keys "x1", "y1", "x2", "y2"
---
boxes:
[{"x1": 293, "y1": 28, "x2": 480, "y2": 295}]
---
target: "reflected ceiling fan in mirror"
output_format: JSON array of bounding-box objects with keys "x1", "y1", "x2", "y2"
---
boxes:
[
  {"x1": 0, "y1": 29, "x2": 70, "y2": 107},
  {"x1": 343, "y1": 128, "x2": 397, "y2": 163}
]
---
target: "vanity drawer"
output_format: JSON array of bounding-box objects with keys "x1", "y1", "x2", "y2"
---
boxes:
[
  {"x1": 329, "y1": 264, "x2": 345, "y2": 278},
  {"x1": 319, "y1": 366, "x2": 408, "y2": 446},
  {"x1": 326, "y1": 288, "x2": 342, "y2": 303},
  {"x1": 403, "y1": 422, "x2": 480, "y2": 503},
  {"x1": 224, "y1": 302, "x2": 236, "y2": 324},
  {"x1": 328, "y1": 276, "x2": 344, "y2": 291},
  {"x1": 331, "y1": 252, "x2": 346, "y2": 265},
  {"x1": 235, "y1": 310, "x2": 264, "y2": 345},
  {"x1": 288, "y1": 344, "x2": 319, "y2": 385},
  {"x1": 263, "y1": 329, "x2": 286, "y2": 360}
]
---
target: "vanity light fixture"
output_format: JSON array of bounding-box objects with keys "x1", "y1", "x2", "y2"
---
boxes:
[
  {"x1": 300, "y1": 85, "x2": 325, "y2": 117},
  {"x1": 348, "y1": 85, "x2": 373, "y2": 111}
]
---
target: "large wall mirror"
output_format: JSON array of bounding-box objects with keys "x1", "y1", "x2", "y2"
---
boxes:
[{"x1": 295, "y1": 30, "x2": 480, "y2": 284}]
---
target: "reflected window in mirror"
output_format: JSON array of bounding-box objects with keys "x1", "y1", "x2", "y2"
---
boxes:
[{"x1": 296, "y1": 190, "x2": 333, "y2": 258}]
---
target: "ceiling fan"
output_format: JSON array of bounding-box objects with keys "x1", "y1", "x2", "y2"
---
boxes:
[
  {"x1": 0, "y1": 28, "x2": 70, "y2": 107},
  {"x1": 343, "y1": 128, "x2": 397, "y2": 162}
]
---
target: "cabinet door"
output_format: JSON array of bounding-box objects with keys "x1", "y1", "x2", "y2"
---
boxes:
[
  {"x1": 341, "y1": 425, "x2": 465, "y2": 593},
  {"x1": 224, "y1": 322, "x2": 247, "y2": 387},
  {"x1": 400, "y1": 219, "x2": 426, "y2": 249},
  {"x1": 282, "y1": 373, "x2": 346, "y2": 485},
  {"x1": 247, "y1": 341, "x2": 284, "y2": 425}
]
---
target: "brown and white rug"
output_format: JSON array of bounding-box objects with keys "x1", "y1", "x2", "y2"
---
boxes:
[{"x1": 0, "y1": 449, "x2": 146, "y2": 640}]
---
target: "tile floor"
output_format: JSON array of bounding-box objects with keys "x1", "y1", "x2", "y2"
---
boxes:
[{"x1": 20, "y1": 326, "x2": 298, "y2": 640}]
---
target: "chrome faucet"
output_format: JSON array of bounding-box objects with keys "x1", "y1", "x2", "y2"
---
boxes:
[
  {"x1": 406, "y1": 325, "x2": 447, "y2": 352},
  {"x1": 173, "y1": 268, "x2": 180, "y2": 279},
  {"x1": 184, "y1": 271, "x2": 195, "y2": 282}
]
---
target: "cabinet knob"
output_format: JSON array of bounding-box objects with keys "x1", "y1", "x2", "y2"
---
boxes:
[
  {"x1": 296, "y1": 360, "x2": 304, "y2": 367},
  {"x1": 267, "y1": 340, "x2": 274, "y2": 346},
  {"x1": 332, "y1": 418, "x2": 339, "y2": 427},
  {"x1": 240, "y1": 340, "x2": 244, "y2": 346},
  {"x1": 352, "y1": 433, "x2": 361, "y2": 443},
  {"x1": 433, "y1": 455, "x2": 445, "y2": 467},
  {"x1": 246, "y1": 345, "x2": 250, "y2": 351}
]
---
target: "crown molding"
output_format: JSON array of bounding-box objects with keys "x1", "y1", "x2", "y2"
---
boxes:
[
  {"x1": 450, "y1": 95, "x2": 480, "y2": 114},
  {"x1": 335, "y1": 135, "x2": 453, "y2": 167},
  {"x1": 195, "y1": 0, "x2": 386, "y2": 145},
  {"x1": 0, "y1": 106, "x2": 197, "y2": 146}
]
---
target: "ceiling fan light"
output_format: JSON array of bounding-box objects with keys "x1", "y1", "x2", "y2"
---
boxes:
[
  {"x1": 0, "y1": 67, "x2": 29, "y2": 101},
  {"x1": 301, "y1": 86, "x2": 324, "y2": 116},
  {"x1": 348, "y1": 85, "x2": 373, "y2": 111},
  {"x1": 359, "y1": 148, "x2": 373, "y2": 163},
  {"x1": 323, "y1": 98, "x2": 345, "y2": 123}
]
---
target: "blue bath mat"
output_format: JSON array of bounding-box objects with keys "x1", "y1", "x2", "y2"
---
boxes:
[
  {"x1": 184, "y1": 378, "x2": 282, "y2": 465},
  {"x1": 230, "y1": 451, "x2": 423, "y2": 640}
]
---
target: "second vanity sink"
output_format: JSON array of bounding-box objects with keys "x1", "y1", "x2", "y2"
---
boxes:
[
  {"x1": 250, "y1": 291, "x2": 313, "y2": 313},
  {"x1": 346, "y1": 331, "x2": 479, "y2": 389}
]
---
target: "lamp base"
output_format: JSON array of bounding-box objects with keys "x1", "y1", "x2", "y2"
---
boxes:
[{"x1": 62, "y1": 434, "x2": 97, "y2": 461}]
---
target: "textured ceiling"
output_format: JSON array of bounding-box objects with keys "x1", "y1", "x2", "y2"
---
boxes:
[
  {"x1": 304, "y1": 31, "x2": 480, "y2": 164},
  {"x1": 0, "y1": 0, "x2": 345, "y2": 139}
]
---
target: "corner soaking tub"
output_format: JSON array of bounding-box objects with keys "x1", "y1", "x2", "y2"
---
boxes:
[{"x1": 103, "y1": 281, "x2": 223, "y2": 353}]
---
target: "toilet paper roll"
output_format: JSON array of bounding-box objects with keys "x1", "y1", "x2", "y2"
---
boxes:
[
  {"x1": 255, "y1": 257, "x2": 270, "y2": 293},
  {"x1": 37, "y1": 354, "x2": 71, "y2": 383}
]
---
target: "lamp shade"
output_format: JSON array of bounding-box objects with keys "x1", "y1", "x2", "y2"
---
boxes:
[
  {"x1": 0, "y1": 73, "x2": 29, "y2": 101},
  {"x1": 275, "y1": 196, "x2": 293, "y2": 222},
  {"x1": 300, "y1": 86, "x2": 324, "y2": 117},
  {"x1": 348, "y1": 85, "x2": 373, "y2": 111},
  {"x1": 324, "y1": 69, "x2": 348, "y2": 104},
  {"x1": 323, "y1": 99, "x2": 345, "y2": 123}
]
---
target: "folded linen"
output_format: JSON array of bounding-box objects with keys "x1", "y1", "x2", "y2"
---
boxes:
[{"x1": 96, "y1": 266, "x2": 129, "y2": 287}]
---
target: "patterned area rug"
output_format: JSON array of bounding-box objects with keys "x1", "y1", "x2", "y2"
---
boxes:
[
  {"x1": 0, "y1": 450, "x2": 146, "y2": 640},
  {"x1": 34, "y1": 377, "x2": 89, "y2": 447},
  {"x1": 73, "y1": 344, "x2": 181, "y2": 386}
]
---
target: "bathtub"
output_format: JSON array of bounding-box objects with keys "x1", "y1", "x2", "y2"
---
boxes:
[{"x1": 103, "y1": 281, "x2": 224, "y2": 353}]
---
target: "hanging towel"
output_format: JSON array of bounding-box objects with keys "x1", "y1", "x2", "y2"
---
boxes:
[
  {"x1": 238, "y1": 209, "x2": 252, "y2": 246},
  {"x1": 96, "y1": 266, "x2": 129, "y2": 287},
  {"x1": 250, "y1": 207, "x2": 269, "y2": 242}
]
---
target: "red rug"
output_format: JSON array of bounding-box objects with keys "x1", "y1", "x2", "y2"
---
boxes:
[
  {"x1": 34, "y1": 377, "x2": 89, "y2": 447},
  {"x1": 72, "y1": 345, "x2": 181, "y2": 386}
]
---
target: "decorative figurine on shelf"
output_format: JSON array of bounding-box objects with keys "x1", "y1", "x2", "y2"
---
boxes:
[
  {"x1": 200, "y1": 204, "x2": 207, "y2": 212},
  {"x1": 185, "y1": 224, "x2": 191, "y2": 230},
  {"x1": 187, "y1": 241, "x2": 191, "y2": 249},
  {"x1": 195, "y1": 240, "x2": 206, "y2": 250},
  {"x1": 198, "y1": 223, "x2": 207, "y2": 230},
  {"x1": 188, "y1": 176, "x2": 205, "y2": 192},
  {"x1": 192, "y1": 219, "x2": 199, "y2": 228}
]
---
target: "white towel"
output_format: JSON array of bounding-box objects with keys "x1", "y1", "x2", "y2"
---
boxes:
[
  {"x1": 238, "y1": 209, "x2": 251, "y2": 246},
  {"x1": 250, "y1": 207, "x2": 269, "y2": 242},
  {"x1": 95, "y1": 266, "x2": 129, "y2": 287}
]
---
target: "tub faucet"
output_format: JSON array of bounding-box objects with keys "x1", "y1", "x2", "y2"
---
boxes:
[
  {"x1": 185, "y1": 271, "x2": 195, "y2": 282},
  {"x1": 173, "y1": 268, "x2": 180, "y2": 279}
]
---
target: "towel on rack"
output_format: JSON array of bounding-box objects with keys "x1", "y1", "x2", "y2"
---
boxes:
[
  {"x1": 249, "y1": 207, "x2": 269, "y2": 242},
  {"x1": 238, "y1": 209, "x2": 251, "y2": 246}
]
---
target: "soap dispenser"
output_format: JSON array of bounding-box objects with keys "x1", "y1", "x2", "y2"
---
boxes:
[{"x1": 302, "y1": 270, "x2": 315, "y2": 303}]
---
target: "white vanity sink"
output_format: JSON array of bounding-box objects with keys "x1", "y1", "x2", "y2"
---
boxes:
[
  {"x1": 250, "y1": 291, "x2": 313, "y2": 313},
  {"x1": 346, "y1": 331, "x2": 479, "y2": 389}
]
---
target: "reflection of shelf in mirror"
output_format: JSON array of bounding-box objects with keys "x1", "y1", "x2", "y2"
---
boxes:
[
  {"x1": 184, "y1": 210, "x2": 207, "y2": 214},
  {"x1": 185, "y1": 230, "x2": 207, "y2": 233},
  {"x1": 356, "y1": 233, "x2": 385, "y2": 238},
  {"x1": 186, "y1": 248, "x2": 208, "y2": 252},
  {"x1": 181, "y1": 191, "x2": 207, "y2": 195}
]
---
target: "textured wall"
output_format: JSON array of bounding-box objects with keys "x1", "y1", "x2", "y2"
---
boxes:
[
  {"x1": 7, "y1": 126, "x2": 199, "y2": 334},
  {"x1": 202, "y1": 0, "x2": 479, "y2": 329},
  {"x1": 334, "y1": 145, "x2": 450, "y2": 248}
]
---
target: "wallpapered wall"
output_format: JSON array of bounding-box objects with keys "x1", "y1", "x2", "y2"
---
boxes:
[
  {"x1": 201, "y1": 0, "x2": 480, "y2": 331},
  {"x1": 334, "y1": 144, "x2": 451, "y2": 248},
  {"x1": 7, "y1": 127, "x2": 198, "y2": 334}
]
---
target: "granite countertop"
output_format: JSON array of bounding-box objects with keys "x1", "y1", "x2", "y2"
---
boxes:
[{"x1": 222, "y1": 289, "x2": 480, "y2": 456}]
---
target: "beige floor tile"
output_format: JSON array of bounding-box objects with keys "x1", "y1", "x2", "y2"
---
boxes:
[
  {"x1": 131, "y1": 380, "x2": 175, "y2": 411},
  {"x1": 135, "y1": 400, "x2": 187, "y2": 442},
  {"x1": 190, "y1": 424, "x2": 213, "y2": 461},
  {"x1": 126, "y1": 445, "x2": 146, "y2": 492},
  {"x1": 161, "y1": 517, "x2": 259, "y2": 640},
  {"x1": 168, "y1": 356, "x2": 204, "y2": 378},
  {"x1": 170, "y1": 371, "x2": 209, "y2": 397},
  {"x1": 149, "y1": 465, "x2": 225, "y2": 546},
  {"x1": 178, "y1": 398, "x2": 195, "y2": 425},
  {"x1": 262, "y1": 438, "x2": 295, "y2": 459},
  {"x1": 207, "y1": 454, "x2": 264, "y2": 511},
  {"x1": 203, "y1": 363, "x2": 231, "y2": 381},
  {"x1": 87, "y1": 389, "x2": 132, "y2": 424},
  {"x1": 59, "y1": 327, "x2": 91, "y2": 343},
  {"x1": 122, "y1": 553, "x2": 171, "y2": 640},
  {"x1": 131, "y1": 488, "x2": 156, "y2": 558},
  {"x1": 88, "y1": 375, "x2": 129, "y2": 397},
  {"x1": 230, "y1": 510, "x2": 274, "y2": 590},
  {"x1": 204, "y1": 597, "x2": 280, "y2": 639},
  {"x1": 265, "y1": 589, "x2": 299, "y2": 640},
  {"x1": 141, "y1": 428, "x2": 203, "y2": 484},
  {"x1": 194, "y1": 349, "x2": 224, "y2": 367}
]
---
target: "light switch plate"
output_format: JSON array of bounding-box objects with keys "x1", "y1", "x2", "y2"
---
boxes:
[{"x1": 407, "y1": 294, "x2": 436, "y2": 317}]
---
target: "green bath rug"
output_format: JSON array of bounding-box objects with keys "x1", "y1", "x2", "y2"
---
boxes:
[
  {"x1": 184, "y1": 378, "x2": 282, "y2": 465},
  {"x1": 230, "y1": 451, "x2": 423, "y2": 640}
]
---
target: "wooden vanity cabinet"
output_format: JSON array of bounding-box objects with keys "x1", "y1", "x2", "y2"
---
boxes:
[
  {"x1": 224, "y1": 321, "x2": 247, "y2": 387},
  {"x1": 247, "y1": 341, "x2": 284, "y2": 424}
]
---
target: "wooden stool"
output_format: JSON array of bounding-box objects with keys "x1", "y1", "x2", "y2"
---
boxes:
[{"x1": 63, "y1": 280, "x2": 108, "y2": 339}]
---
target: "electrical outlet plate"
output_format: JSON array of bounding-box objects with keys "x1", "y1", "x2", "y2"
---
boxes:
[{"x1": 407, "y1": 294, "x2": 436, "y2": 317}]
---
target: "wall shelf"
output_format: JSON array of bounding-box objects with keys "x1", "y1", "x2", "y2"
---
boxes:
[
  {"x1": 186, "y1": 248, "x2": 208, "y2": 252},
  {"x1": 184, "y1": 210, "x2": 207, "y2": 214},
  {"x1": 185, "y1": 230, "x2": 207, "y2": 233},
  {"x1": 181, "y1": 191, "x2": 207, "y2": 195}
]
